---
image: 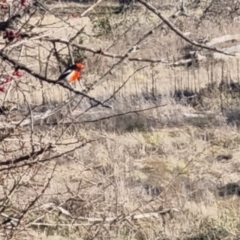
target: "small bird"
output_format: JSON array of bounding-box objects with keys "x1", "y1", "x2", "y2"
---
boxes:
[{"x1": 57, "y1": 62, "x2": 84, "y2": 84}]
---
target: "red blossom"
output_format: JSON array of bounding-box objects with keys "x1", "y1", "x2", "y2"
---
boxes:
[
  {"x1": 16, "y1": 71, "x2": 23, "y2": 77},
  {"x1": 21, "y1": 0, "x2": 28, "y2": 7},
  {"x1": 12, "y1": 70, "x2": 23, "y2": 77},
  {"x1": 0, "y1": 86, "x2": 6, "y2": 92},
  {"x1": 0, "y1": 75, "x2": 16, "y2": 93},
  {"x1": 4, "y1": 29, "x2": 16, "y2": 41}
]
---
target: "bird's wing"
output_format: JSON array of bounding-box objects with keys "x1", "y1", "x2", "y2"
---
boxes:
[{"x1": 58, "y1": 68, "x2": 73, "y2": 81}]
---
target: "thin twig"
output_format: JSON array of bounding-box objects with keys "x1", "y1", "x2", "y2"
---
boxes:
[
  {"x1": 43, "y1": 37, "x2": 168, "y2": 63},
  {"x1": 136, "y1": 0, "x2": 235, "y2": 56}
]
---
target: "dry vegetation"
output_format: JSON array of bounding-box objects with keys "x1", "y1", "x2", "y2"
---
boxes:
[{"x1": 1, "y1": 0, "x2": 240, "y2": 239}]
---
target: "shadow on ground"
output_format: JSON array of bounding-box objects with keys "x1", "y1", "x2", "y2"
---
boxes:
[{"x1": 3, "y1": 80, "x2": 240, "y2": 133}]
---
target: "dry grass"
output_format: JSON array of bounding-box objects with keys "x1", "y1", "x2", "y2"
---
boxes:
[
  {"x1": 3, "y1": 124, "x2": 240, "y2": 239},
  {"x1": 2, "y1": 1, "x2": 240, "y2": 240}
]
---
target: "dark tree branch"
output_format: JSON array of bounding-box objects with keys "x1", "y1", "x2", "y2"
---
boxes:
[
  {"x1": 0, "y1": 144, "x2": 54, "y2": 166},
  {"x1": 0, "y1": 140, "x2": 94, "y2": 171},
  {"x1": 0, "y1": 51, "x2": 111, "y2": 109}
]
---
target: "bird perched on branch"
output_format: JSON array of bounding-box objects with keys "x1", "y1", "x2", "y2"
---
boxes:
[{"x1": 57, "y1": 62, "x2": 84, "y2": 84}]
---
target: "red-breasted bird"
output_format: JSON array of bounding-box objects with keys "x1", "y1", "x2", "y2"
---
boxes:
[{"x1": 57, "y1": 62, "x2": 84, "y2": 83}]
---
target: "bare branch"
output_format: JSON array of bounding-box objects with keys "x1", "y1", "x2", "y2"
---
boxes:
[
  {"x1": 0, "y1": 51, "x2": 111, "y2": 109},
  {"x1": 43, "y1": 37, "x2": 169, "y2": 63},
  {"x1": 0, "y1": 144, "x2": 53, "y2": 166},
  {"x1": 136, "y1": 0, "x2": 235, "y2": 56},
  {"x1": 78, "y1": 104, "x2": 167, "y2": 125}
]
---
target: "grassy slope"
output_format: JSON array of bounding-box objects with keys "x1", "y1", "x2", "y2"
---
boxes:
[{"x1": 1, "y1": 1, "x2": 240, "y2": 240}]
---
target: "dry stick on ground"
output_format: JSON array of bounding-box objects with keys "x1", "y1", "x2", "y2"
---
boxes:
[
  {"x1": 0, "y1": 51, "x2": 111, "y2": 109},
  {"x1": 0, "y1": 92, "x2": 96, "y2": 128},
  {"x1": 27, "y1": 208, "x2": 178, "y2": 227},
  {"x1": 81, "y1": 0, "x2": 103, "y2": 17},
  {"x1": 207, "y1": 34, "x2": 240, "y2": 47},
  {"x1": 136, "y1": 0, "x2": 235, "y2": 56}
]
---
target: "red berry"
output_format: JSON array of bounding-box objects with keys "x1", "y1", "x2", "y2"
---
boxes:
[
  {"x1": 4, "y1": 29, "x2": 16, "y2": 41},
  {"x1": 8, "y1": 30, "x2": 14, "y2": 37},
  {"x1": 16, "y1": 71, "x2": 23, "y2": 77},
  {"x1": 12, "y1": 70, "x2": 23, "y2": 77},
  {"x1": 0, "y1": 86, "x2": 6, "y2": 92},
  {"x1": 21, "y1": 0, "x2": 28, "y2": 6},
  {"x1": 71, "y1": 12, "x2": 77, "y2": 18}
]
